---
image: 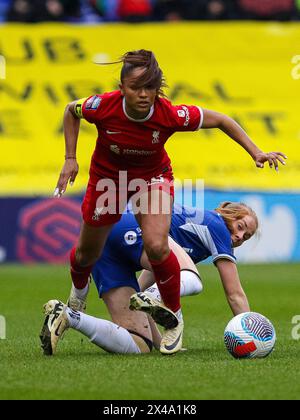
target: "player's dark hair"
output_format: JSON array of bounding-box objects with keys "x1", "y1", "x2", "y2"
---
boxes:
[
  {"x1": 215, "y1": 201, "x2": 259, "y2": 235},
  {"x1": 120, "y1": 50, "x2": 167, "y2": 97},
  {"x1": 96, "y1": 49, "x2": 167, "y2": 97}
]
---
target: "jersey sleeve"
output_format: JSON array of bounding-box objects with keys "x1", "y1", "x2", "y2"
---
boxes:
[
  {"x1": 207, "y1": 221, "x2": 236, "y2": 264},
  {"x1": 170, "y1": 104, "x2": 203, "y2": 132},
  {"x1": 74, "y1": 95, "x2": 103, "y2": 124}
]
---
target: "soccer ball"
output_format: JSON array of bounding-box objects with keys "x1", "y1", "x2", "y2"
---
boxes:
[{"x1": 224, "y1": 312, "x2": 276, "y2": 359}]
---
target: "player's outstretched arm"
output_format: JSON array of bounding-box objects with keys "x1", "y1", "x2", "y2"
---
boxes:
[
  {"x1": 202, "y1": 109, "x2": 287, "y2": 171},
  {"x1": 215, "y1": 258, "x2": 250, "y2": 316},
  {"x1": 54, "y1": 101, "x2": 80, "y2": 198}
]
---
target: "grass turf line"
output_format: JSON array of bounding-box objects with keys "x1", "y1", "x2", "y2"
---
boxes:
[{"x1": 0, "y1": 263, "x2": 300, "y2": 400}]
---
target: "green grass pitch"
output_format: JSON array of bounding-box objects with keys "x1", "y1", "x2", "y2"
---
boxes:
[{"x1": 0, "y1": 263, "x2": 300, "y2": 400}]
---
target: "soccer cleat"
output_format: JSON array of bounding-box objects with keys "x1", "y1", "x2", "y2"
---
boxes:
[
  {"x1": 160, "y1": 320, "x2": 184, "y2": 355},
  {"x1": 66, "y1": 283, "x2": 88, "y2": 312},
  {"x1": 129, "y1": 292, "x2": 179, "y2": 329},
  {"x1": 39, "y1": 299, "x2": 69, "y2": 356}
]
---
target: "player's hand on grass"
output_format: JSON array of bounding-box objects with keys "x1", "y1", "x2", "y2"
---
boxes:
[
  {"x1": 254, "y1": 151, "x2": 287, "y2": 172},
  {"x1": 54, "y1": 158, "x2": 79, "y2": 198}
]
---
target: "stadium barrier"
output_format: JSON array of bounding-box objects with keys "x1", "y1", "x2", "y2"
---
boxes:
[{"x1": 0, "y1": 189, "x2": 299, "y2": 263}]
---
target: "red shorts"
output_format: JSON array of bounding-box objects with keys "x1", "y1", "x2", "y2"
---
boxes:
[{"x1": 82, "y1": 170, "x2": 174, "y2": 227}]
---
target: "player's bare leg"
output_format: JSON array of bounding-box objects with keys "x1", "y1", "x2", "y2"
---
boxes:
[
  {"x1": 56, "y1": 287, "x2": 154, "y2": 354},
  {"x1": 135, "y1": 190, "x2": 181, "y2": 313},
  {"x1": 76, "y1": 222, "x2": 114, "y2": 266},
  {"x1": 68, "y1": 222, "x2": 113, "y2": 311},
  {"x1": 40, "y1": 289, "x2": 152, "y2": 355},
  {"x1": 103, "y1": 287, "x2": 154, "y2": 353},
  {"x1": 134, "y1": 189, "x2": 183, "y2": 354}
]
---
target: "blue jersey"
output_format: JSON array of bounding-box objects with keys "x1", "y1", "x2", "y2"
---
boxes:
[
  {"x1": 170, "y1": 203, "x2": 236, "y2": 264},
  {"x1": 92, "y1": 204, "x2": 235, "y2": 296}
]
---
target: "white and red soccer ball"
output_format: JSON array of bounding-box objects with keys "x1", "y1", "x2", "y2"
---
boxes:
[{"x1": 224, "y1": 312, "x2": 276, "y2": 359}]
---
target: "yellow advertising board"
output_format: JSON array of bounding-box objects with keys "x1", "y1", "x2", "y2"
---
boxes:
[{"x1": 0, "y1": 22, "x2": 299, "y2": 195}]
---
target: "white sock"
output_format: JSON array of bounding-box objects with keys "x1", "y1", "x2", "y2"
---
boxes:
[
  {"x1": 65, "y1": 308, "x2": 141, "y2": 354},
  {"x1": 145, "y1": 270, "x2": 203, "y2": 301},
  {"x1": 72, "y1": 283, "x2": 89, "y2": 300},
  {"x1": 144, "y1": 285, "x2": 161, "y2": 301},
  {"x1": 180, "y1": 270, "x2": 203, "y2": 296}
]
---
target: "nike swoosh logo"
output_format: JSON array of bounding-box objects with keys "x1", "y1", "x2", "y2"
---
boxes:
[
  {"x1": 164, "y1": 333, "x2": 182, "y2": 351},
  {"x1": 160, "y1": 275, "x2": 174, "y2": 285},
  {"x1": 54, "y1": 321, "x2": 62, "y2": 337},
  {"x1": 106, "y1": 130, "x2": 122, "y2": 135}
]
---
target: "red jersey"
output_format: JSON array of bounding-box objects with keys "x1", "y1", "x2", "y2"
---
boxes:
[{"x1": 75, "y1": 90, "x2": 203, "y2": 183}]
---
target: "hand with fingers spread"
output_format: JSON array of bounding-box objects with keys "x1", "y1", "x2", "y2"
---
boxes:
[
  {"x1": 201, "y1": 110, "x2": 288, "y2": 173},
  {"x1": 54, "y1": 158, "x2": 79, "y2": 198},
  {"x1": 254, "y1": 151, "x2": 287, "y2": 172}
]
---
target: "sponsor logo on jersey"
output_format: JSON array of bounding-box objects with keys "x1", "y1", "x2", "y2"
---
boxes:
[
  {"x1": 110, "y1": 145, "x2": 156, "y2": 157},
  {"x1": 85, "y1": 96, "x2": 96, "y2": 109},
  {"x1": 123, "y1": 149, "x2": 156, "y2": 156},
  {"x1": 91, "y1": 97, "x2": 101, "y2": 109},
  {"x1": 110, "y1": 145, "x2": 121, "y2": 155},
  {"x1": 152, "y1": 130, "x2": 160, "y2": 144},
  {"x1": 124, "y1": 230, "x2": 138, "y2": 245},
  {"x1": 177, "y1": 110, "x2": 186, "y2": 118},
  {"x1": 86, "y1": 95, "x2": 101, "y2": 110}
]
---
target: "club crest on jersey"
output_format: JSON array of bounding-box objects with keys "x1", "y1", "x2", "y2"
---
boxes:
[
  {"x1": 86, "y1": 95, "x2": 102, "y2": 110},
  {"x1": 152, "y1": 131, "x2": 160, "y2": 144},
  {"x1": 124, "y1": 231, "x2": 138, "y2": 245}
]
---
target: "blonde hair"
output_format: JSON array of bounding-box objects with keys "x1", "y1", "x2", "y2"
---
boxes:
[{"x1": 215, "y1": 201, "x2": 259, "y2": 234}]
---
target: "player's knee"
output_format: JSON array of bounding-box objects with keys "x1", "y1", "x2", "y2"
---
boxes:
[
  {"x1": 144, "y1": 239, "x2": 169, "y2": 261},
  {"x1": 76, "y1": 248, "x2": 100, "y2": 267}
]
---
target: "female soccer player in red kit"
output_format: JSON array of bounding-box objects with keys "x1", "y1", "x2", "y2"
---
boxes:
[{"x1": 54, "y1": 49, "x2": 286, "y2": 354}]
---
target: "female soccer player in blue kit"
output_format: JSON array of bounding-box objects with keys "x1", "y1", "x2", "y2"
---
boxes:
[{"x1": 41, "y1": 201, "x2": 258, "y2": 356}]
